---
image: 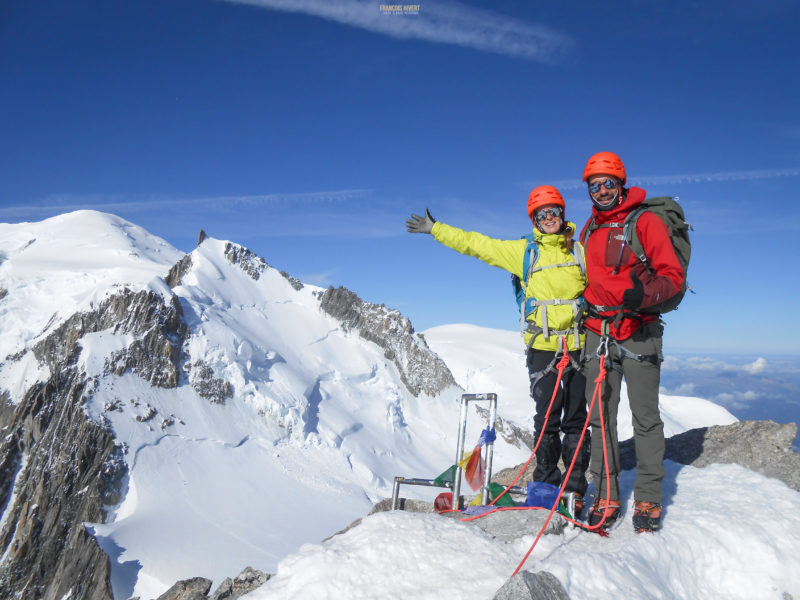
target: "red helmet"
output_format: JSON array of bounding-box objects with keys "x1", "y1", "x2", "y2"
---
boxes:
[
  {"x1": 527, "y1": 185, "x2": 565, "y2": 223},
  {"x1": 582, "y1": 152, "x2": 626, "y2": 184}
]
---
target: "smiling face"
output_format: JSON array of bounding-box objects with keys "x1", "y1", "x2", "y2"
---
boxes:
[
  {"x1": 534, "y1": 204, "x2": 563, "y2": 234},
  {"x1": 587, "y1": 174, "x2": 621, "y2": 211}
]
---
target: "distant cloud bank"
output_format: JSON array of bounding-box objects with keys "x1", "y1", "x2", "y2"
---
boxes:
[
  {"x1": 219, "y1": 0, "x2": 575, "y2": 63},
  {"x1": 662, "y1": 355, "x2": 769, "y2": 375}
]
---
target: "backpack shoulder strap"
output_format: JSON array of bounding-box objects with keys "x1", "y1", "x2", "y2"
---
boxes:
[
  {"x1": 579, "y1": 217, "x2": 597, "y2": 247},
  {"x1": 521, "y1": 233, "x2": 539, "y2": 283},
  {"x1": 624, "y1": 206, "x2": 648, "y2": 266},
  {"x1": 572, "y1": 241, "x2": 586, "y2": 279}
]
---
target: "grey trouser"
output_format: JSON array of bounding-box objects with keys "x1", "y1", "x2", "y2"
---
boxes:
[{"x1": 584, "y1": 321, "x2": 665, "y2": 503}]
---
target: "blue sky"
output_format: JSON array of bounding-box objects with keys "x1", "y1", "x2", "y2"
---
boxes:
[{"x1": 2, "y1": 0, "x2": 800, "y2": 355}]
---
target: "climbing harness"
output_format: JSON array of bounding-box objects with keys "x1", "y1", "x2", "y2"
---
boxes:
[
  {"x1": 513, "y1": 233, "x2": 586, "y2": 347},
  {"x1": 527, "y1": 336, "x2": 584, "y2": 393}
]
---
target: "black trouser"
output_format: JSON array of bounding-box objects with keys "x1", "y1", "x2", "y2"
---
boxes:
[{"x1": 527, "y1": 347, "x2": 590, "y2": 496}]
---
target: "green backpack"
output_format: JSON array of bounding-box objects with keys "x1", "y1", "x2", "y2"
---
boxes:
[{"x1": 580, "y1": 196, "x2": 691, "y2": 314}]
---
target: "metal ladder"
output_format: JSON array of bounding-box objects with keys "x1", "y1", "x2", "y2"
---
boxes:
[{"x1": 391, "y1": 393, "x2": 523, "y2": 510}]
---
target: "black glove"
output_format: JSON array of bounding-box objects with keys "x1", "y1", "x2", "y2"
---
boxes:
[
  {"x1": 406, "y1": 209, "x2": 436, "y2": 234},
  {"x1": 622, "y1": 273, "x2": 645, "y2": 311}
]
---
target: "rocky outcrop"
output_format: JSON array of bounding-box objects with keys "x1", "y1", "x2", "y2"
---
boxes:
[
  {"x1": 223, "y1": 241, "x2": 303, "y2": 290},
  {"x1": 224, "y1": 242, "x2": 268, "y2": 281},
  {"x1": 620, "y1": 419, "x2": 800, "y2": 491},
  {"x1": 318, "y1": 286, "x2": 458, "y2": 397},
  {"x1": 156, "y1": 568, "x2": 271, "y2": 600},
  {"x1": 493, "y1": 570, "x2": 571, "y2": 600},
  {"x1": 33, "y1": 288, "x2": 187, "y2": 386},
  {"x1": 208, "y1": 566, "x2": 271, "y2": 600},
  {"x1": 165, "y1": 254, "x2": 193, "y2": 289},
  {"x1": 0, "y1": 287, "x2": 188, "y2": 600},
  {"x1": 0, "y1": 371, "x2": 120, "y2": 600},
  {"x1": 475, "y1": 405, "x2": 535, "y2": 451},
  {"x1": 155, "y1": 577, "x2": 212, "y2": 600},
  {"x1": 187, "y1": 360, "x2": 233, "y2": 405}
]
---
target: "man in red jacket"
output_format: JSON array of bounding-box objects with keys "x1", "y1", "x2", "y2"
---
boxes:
[{"x1": 579, "y1": 152, "x2": 684, "y2": 533}]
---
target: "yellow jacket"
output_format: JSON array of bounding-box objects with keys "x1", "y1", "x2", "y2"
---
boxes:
[{"x1": 431, "y1": 221, "x2": 586, "y2": 351}]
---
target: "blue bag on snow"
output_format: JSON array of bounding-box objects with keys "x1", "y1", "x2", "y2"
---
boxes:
[{"x1": 525, "y1": 481, "x2": 560, "y2": 508}]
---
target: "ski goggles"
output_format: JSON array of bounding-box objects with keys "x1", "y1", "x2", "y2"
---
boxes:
[
  {"x1": 534, "y1": 206, "x2": 563, "y2": 222},
  {"x1": 588, "y1": 178, "x2": 620, "y2": 194}
]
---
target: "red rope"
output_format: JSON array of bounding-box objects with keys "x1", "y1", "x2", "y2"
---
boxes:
[
  {"x1": 439, "y1": 341, "x2": 616, "y2": 576},
  {"x1": 511, "y1": 353, "x2": 610, "y2": 575}
]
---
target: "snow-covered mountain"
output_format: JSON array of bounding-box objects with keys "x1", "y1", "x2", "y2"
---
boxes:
[
  {"x1": 0, "y1": 211, "x2": 518, "y2": 599},
  {"x1": 1, "y1": 211, "x2": 797, "y2": 600}
]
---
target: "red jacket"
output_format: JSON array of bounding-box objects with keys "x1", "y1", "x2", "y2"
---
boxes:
[{"x1": 580, "y1": 187, "x2": 684, "y2": 341}]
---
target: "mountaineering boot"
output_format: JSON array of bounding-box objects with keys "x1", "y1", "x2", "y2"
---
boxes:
[
  {"x1": 632, "y1": 501, "x2": 662, "y2": 533},
  {"x1": 587, "y1": 498, "x2": 621, "y2": 530}
]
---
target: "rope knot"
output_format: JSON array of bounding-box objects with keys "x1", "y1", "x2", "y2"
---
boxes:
[{"x1": 594, "y1": 355, "x2": 607, "y2": 383}]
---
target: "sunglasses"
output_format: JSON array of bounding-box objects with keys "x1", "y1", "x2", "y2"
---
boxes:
[
  {"x1": 534, "y1": 206, "x2": 563, "y2": 222},
  {"x1": 588, "y1": 178, "x2": 620, "y2": 194}
]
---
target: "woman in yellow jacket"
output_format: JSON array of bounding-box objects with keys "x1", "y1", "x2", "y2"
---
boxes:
[{"x1": 407, "y1": 186, "x2": 590, "y2": 513}]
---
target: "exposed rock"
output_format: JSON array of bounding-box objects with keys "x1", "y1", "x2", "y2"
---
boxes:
[
  {"x1": 369, "y1": 497, "x2": 438, "y2": 515},
  {"x1": 620, "y1": 419, "x2": 800, "y2": 491},
  {"x1": 209, "y1": 567, "x2": 271, "y2": 600},
  {"x1": 0, "y1": 287, "x2": 190, "y2": 600},
  {"x1": 0, "y1": 371, "x2": 118, "y2": 600},
  {"x1": 135, "y1": 403, "x2": 158, "y2": 422},
  {"x1": 493, "y1": 460, "x2": 537, "y2": 488},
  {"x1": 166, "y1": 254, "x2": 193, "y2": 289},
  {"x1": 279, "y1": 270, "x2": 304, "y2": 291},
  {"x1": 318, "y1": 286, "x2": 458, "y2": 397},
  {"x1": 493, "y1": 570, "x2": 570, "y2": 600},
  {"x1": 223, "y1": 241, "x2": 303, "y2": 291},
  {"x1": 369, "y1": 497, "x2": 563, "y2": 540},
  {"x1": 476, "y1": 404, "x2": 535, "y2": 451},
  {"x1": 197, "y1": 229, "x2": 208, "y2": 246},
  {"x1": 441, "y1": 505, "x2": 565, "y2": 539},
  {"x1": 0, "y1": 287, "x2": 7, "y2": 301},
  {"x1": 33, "y1": 287, "x2": 187, "y2": 386},
  {"x1": 156, "y1": 577, "x2": 212, "y2": 600},
  {"x1": 188, "y1": 360, "x2": 234, "y2": 405},
  {"x1": 224, "y1": 242, "x2": 268, "y2": 281}
]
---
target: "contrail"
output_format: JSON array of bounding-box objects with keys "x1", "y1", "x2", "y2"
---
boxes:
[
  {"x1": 219, "y1": 0, "x2": 575, "y2": 63},
  {"x1": 548, "y1": 167, "x2": 800, "y2": 190},
  {"x1": 0, "y1": 189, "x2": 372, "y2": 219}
]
